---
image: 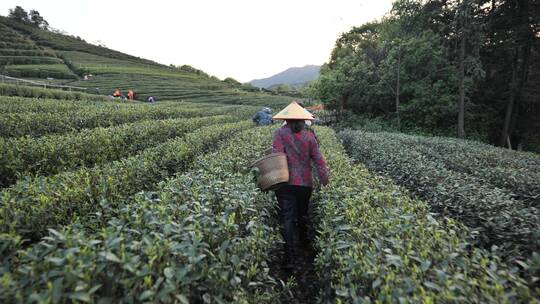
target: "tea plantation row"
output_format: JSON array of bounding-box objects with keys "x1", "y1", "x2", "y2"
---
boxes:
[
  {"x1": 339, "y1": 130, "x2": 540, "y2": 264},
  {"x1": 2, "y1": 124, "x2": 538, "y2": 302},
  {"x1": 0, "y1": 121, "x2": 250, "y2": 241},
  {"x1": 0, "y1": 85, "x2": 107, "y2": 102},
  {"x1": 1, "y1": 125, "x2": 286, "y2": 303},
  {"x1": 0, "y1": 115, "x2": 238, "y2": 187},
  {"x1": 312, "y1": 128, "x2": 538, "y2": 302},
  {"x1": 0, "y1": 21, "x2": 77, "y2": 80},
  {"x1": 66, "y1": 72, "x2": 291, "y2": 107},
  {"x1": 358, "y1": 131, "x2": 540, "y2": 203},
  {"x1": 0, "y1": 99, "x2": 255, "y2": 137}
]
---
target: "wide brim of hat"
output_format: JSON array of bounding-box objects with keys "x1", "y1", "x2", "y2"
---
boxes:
[
  {"x1": 273, "y1": 102, "x2": 314, "y2": 120},
  {"x1": 273, "y1": 114, "x2": 314, "y2": 120}
]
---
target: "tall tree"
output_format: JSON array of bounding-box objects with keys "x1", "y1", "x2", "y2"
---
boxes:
[
  {"x1": 29, "y1": 10, "x2": 49, "y2": 29},
  {"x1": 8, "y1": 6, "x2": 29, "y2": 22},
  {"x1": 495, "y1": 0, "x2": 537, "y2": 148},
  {"x1": 395, "y1": 43, "x2": 402, "y2": 129},
  {"x1": 311, "y1": 0, "x2": 539, "y2": 151},
  {"x1": 457, "y1": 0, "x2": 470, "y2": 138}
]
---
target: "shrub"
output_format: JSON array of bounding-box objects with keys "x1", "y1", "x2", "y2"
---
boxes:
[
  {"x1": 0, "y1": 126, "x2": 286, "y2": 303},
  {"x1": 0, "y1": 103, "x2": 236, "y2": 137},
  {"x1": 4, "y1": 64, "x2": 77, "y2": 79},
  {"x1": 0, "y1": 84, "x2": 104, "y2": 101},
  {"x1": 0, "y1": 49, "x2": 50, "y2": 56},
  {"x1": 0, "y1": 121, "x2": 250, "y2": 241},
  {"x1": 364, "y1": 131, "x2": 540, "y2": 204},
  {"x1": 0, "y1": 115, "x2": 237, "y2": 187},
  {"x1": 0, "y1": 56, "x2": 63, "y2": 65},
  {"x1": 339, "y1": 130, "x2": 540, "y2": 260},
  {"x1": 312, "y1": 127, "x2": 537, "y2": 302}
]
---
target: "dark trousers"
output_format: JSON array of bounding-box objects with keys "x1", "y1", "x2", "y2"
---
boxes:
[{"x1": 275, "y1": 185, "x2": 312, "y2": 259}]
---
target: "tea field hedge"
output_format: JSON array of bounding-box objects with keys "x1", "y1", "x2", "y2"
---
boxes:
[
  {"x1": 312, "y1": 127, "x2": 538, "y2": 302},
  {"x1": 0, "y1": 126, "x2": 289, "y2": 303},
  {"x1": 359, "y1": 132, "x2": 540, "y2": 204},
  {"x1": 0, "y1": 94, "x2": 538, "y2": 302},
  {"x1": 0, "y1": 121, "x2": 251, "y2": 241},
  {"x1": 0, "y1": 96, "x2": 227, "y2": 115},
  {"x1": 0, "y1": 42, "x2": 38, "y2": 50},
  {"x1": 0, "y1": 21, "x2": 38, "y2": 51},
  {"x1": 0, "y1": 102, "x2": 253, "y2": 137},
  {"x1": 0, "y1": 56, "x2": 63, "y2": 65},
  {"x1": 3, "y1": 64, "x2": 77, "y2": 79},
  {"x1": 0, "y1": 85, "x2": 105, "y2": 101},
  {"x1": 339, "y1": 130, "x2": 540, "y2": 261},
  {"x1": 0, "y1": 16, "x2": 294, "y2": 106},
  {"x1": 58, "y1": 51, "x2": 179, "y2": 77},
  {"x1": 67, "y1": 72, "x2": 291, "y2": 107},
  {"x1": 0, "y1": 49, "x2": 52, "y2": 56},
  {"x1": 0, "y1": 16, "x2": 157, "y2": 66},
  {"x1": 0, "y1": 115, "x2": 237, "y2": 187}
]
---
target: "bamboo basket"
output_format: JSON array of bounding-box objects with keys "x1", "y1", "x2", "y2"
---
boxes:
[{"x1": 252, "y1": 152, "x2": 289, "y2": 191}]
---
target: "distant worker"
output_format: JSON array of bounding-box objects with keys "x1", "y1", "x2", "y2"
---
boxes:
[
  {"x1": 127, "y1": 90, "x2": 134, "y2": 101},
  {"x1": 113, "y1": 88, "x2": 121, "y2": 97},
  {"x1": 146, "y1": 96, "x2": 156, "y2": 103},
  {"x1": 252, "y1": 107, "x2": 273, "y2": 126}
]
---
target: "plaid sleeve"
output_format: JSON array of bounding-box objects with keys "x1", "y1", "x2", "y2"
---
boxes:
[
  {"x1": 309, "y1": 133, "x2": 329, "y2": 185},
  {"x1": 272, "y1": 130, "x2": 284, "y2": 153}
]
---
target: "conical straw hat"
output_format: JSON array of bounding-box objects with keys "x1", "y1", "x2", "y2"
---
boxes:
[{"x1": 273, "y1": 102, "x2": 314, "y2": 120}]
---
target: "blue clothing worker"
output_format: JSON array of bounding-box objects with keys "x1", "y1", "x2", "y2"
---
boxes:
[{"x1": 252, "y1": 107, "x2": 273, "y2": 126}]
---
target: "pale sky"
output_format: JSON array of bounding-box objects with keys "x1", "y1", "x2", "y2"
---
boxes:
[{"x1": 0, "y1": 1, "x2": 393, "y2": 82}]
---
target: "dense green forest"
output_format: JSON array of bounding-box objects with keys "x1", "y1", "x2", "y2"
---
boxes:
[{"x1": 311, "y1": 0, "x2": 539, "y2": 152}]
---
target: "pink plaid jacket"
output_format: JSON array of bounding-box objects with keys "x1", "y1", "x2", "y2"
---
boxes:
[{"x1": 272, "y1": 125, "x2": 329, "y2": 187}]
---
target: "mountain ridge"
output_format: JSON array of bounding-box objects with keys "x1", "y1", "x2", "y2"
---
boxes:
[{"x1": 249, "y1": 65, "x2": 320, "y2": 89}]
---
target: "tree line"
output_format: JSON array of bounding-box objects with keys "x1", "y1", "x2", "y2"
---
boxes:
[
  {"x1": 7, "y1": 6, "x2": 49, "y2": 29},
  {"x1": 310, "y1": 0, "x2": 539, "y2": 151}
]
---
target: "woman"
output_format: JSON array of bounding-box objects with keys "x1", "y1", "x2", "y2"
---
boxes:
[{"x1": 272, "y1": 102, "x2": 329, "y2": 268}]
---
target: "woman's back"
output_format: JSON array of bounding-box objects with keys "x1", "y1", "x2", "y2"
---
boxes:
[{"x1": 272, "y1": 125, "x2": 328, "y2": 187}]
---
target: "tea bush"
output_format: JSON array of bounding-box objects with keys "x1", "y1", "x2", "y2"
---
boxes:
[
  {"x1": 0, "y1": 42, "x2": 38, "y2": 50},
  {"x1": 359, "y1": 131, "x2": 540, "y2": 204},
  {"x1": 0, "y1": 115, "x2": 237, "y2": 187},
  {"x1": 4, "y1": 64, "x2": 77, "y2": 79},
  {"x1": 0, "y1": 121, "x2": 250, "y2": 241},
  {"x1": 0, "y1": 49, "x2": 51, "y2": 56},
  {"x1": 0, "y1": 126, "x2": 287, "y2": 303},
  {"x1": 0, "y1": 85, "x2": 105, "y2": 101},
  {"x1": 68, "y1": 72, "x2": 292, "y2": 107},
  {"x1": 0, "y1": 96, "x2": 220, "y2": 114},
  {"x1": 0, "y1": 56, "x2": 63, "y2": 65},
  {"x1": 339, "y1": 130, "x2": 540, "y2": 260},
  {"x1": 312, "y1": 127, "x2": 538, "y2": 302},
  {"x1": 0, "y1": 103, "x2": 242, "y2": 137}
]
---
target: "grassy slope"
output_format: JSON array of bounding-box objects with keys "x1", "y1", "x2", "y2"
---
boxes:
[{"x1": 0, "y1": 16, "x2": 291, "y2": 107}]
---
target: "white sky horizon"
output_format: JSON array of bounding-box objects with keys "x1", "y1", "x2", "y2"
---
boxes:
[{"x1": 0, "y1": 1, "x2": 393, "y2": 82}]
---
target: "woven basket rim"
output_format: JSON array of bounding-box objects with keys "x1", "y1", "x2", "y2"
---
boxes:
[{"x1": 251, "y1": 152, "x2": 287, "y2": 167}]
